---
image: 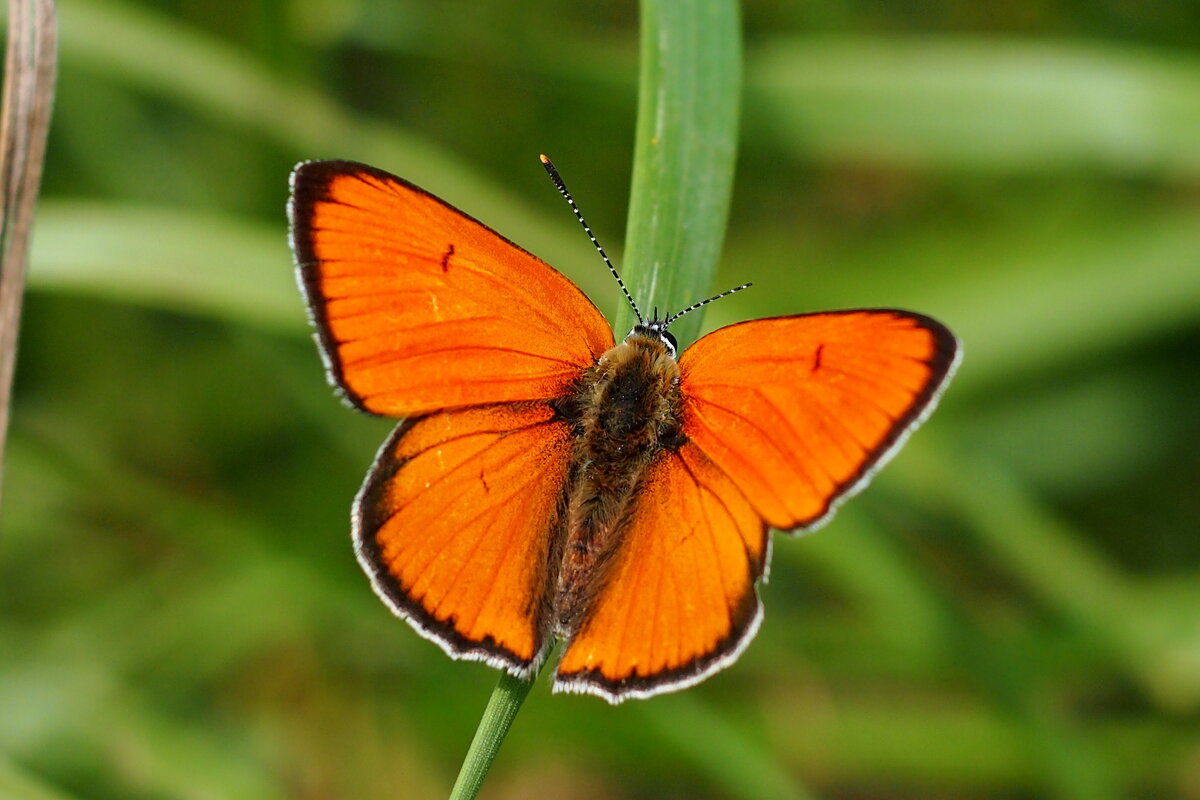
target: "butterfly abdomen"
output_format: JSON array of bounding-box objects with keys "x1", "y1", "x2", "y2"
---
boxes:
[{"x1": 552, "y1": 334, "x2": 685, "y2": 633}]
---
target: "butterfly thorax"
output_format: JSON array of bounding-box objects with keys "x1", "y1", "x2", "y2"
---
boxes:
[{"x1": 550, "y1": 332, "x2": 687, "y2": 635}]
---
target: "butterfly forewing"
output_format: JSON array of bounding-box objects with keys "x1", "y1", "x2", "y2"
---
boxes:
[
  {"x1": 678, "y1": 310, "x2": 959, "y2": 531},
  {"x1": 289, "y1": 161, "x2": 614, "y2": 416}
]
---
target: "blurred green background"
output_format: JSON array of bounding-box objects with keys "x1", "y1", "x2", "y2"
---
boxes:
[{"x1": 3, "y1": 1, "x2": 1199, "y2": 798}]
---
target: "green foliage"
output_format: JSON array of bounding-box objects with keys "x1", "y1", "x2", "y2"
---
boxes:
[
  {"x1": 617, "y1": 0, "x2": 740, "y2": 345},
  {"x1": 3, "y1": 2, "x2": 1199, "y2": 799}
]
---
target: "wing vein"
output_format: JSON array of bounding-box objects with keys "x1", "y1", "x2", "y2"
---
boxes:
[{"x1": 407, "y1": 443, "x2": 555, "y2": 591}]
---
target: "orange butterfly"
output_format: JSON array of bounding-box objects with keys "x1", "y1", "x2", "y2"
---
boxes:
[{"x1": 289, "y1": 157, "x2": 959, "y2": 703}]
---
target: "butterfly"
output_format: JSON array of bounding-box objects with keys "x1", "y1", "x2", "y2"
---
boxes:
[{"x1": 288, "y1": 157, "x2": 959, "y2": 703}]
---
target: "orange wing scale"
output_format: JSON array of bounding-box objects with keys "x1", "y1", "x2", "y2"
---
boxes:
[
  {"x1": 679, "y1": 311, "x2": 958, "y2": 531},
  {"x1": 290, "y1": 161, "x2": 614, "y2": 416},
  {"x1": 555, "y1": 444, "x2": 767, "y2": 700}
]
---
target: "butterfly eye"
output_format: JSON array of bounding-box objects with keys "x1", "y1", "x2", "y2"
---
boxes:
[
  {"x1": 662, "y1": 330, "x2": 678, "y2": 357},
  {"x1": 626, "y1": 323, "x2": 677, "y2": 356}
]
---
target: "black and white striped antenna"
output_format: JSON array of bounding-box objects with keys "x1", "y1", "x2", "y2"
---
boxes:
[
  {"x1": 540, "y1": 155, "x2": 643, "y2": 325},
  {"x1": 541, "y1": 154, "x2": 751, "y2": 331},
  {"x1": 665, "y1": 282, "x2": 752, "y2": 326}
]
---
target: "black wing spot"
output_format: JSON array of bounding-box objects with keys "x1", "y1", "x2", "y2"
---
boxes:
[
  {"x1": 812, "y1": 344, "x2": 824, "y2": 373},
  {"x1": 441, "y1": 243, "x2": 456, "y2": 272}
]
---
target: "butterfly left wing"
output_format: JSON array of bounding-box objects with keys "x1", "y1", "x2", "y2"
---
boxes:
[
  {"x1": 554, "y1": 443, "x2": 767, "y2": 702},
  {"x1": 356, "y1": 402, "x2": 572, "y2": 676},
  {"x1": 289, "y1": 160, "x2": 614, "y2": 417}
]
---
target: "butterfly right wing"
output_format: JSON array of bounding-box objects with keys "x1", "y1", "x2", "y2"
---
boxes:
[
  {"x1": 554, "y1": 310, "x2": 957, "y2": 701},
  {"x1": 679, "y1": 310, "x2": 959, "y2": 531},
  {"x1": 554, "y1": 443, "x2": 768, "y2": 702},
  {"x1": 356, "y1": 402, "x2": 572, "y2": 676}
]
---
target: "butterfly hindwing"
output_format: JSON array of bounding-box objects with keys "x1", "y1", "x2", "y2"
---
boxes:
[
  {"x1": 355, "y1": 402, "x2": 571, "y2": 676},
  {"x1": 678, "y1": 310, "x2": 959, "y2": 531},
  {"x1": 289, "y1": 160, "x2": 615, "y2": 416},
  {"x1": 554, "y1": 443, "x2": 768, "y2": 701}
]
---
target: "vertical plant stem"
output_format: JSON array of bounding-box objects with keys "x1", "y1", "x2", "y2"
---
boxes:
[
  {"x1": 0, "y1": 0, "x2": 57, "y2": 504},
  {"x1": 616, "y1": 0, "x2": 742, "y2": 346},
  {"x1": 447, "y1": 670, "x2": 535, "y2": 800},
  {"x1": 445, "y1": 4, "x2": 742, "y2": 798}
]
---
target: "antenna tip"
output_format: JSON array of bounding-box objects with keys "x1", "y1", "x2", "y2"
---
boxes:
[{"x1": 539, "y1": 154, "x2": 551, "y2": 165}]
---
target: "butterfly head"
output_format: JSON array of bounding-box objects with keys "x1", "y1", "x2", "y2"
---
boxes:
[
  {"x1": 539, "y1": 154, "x2": 752, "y2": 362},
  {"x1": 628, "y1": 311, "x2": 679, "y2": 358}
]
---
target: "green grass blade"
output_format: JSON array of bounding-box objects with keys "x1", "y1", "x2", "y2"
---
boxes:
[
  {"x1": 0, "y1": 757, "x2": 82, "y2": 800},
  {"x1": 448, "y1": 672, "x2": 535, "y2": 800},
  {"x1": 617, "y1": 0, "x2": 741, "y2": 345},
  {"x1": 28, "y1": 202, "x2": 299, "y2": 332},
  {"x1": 720, "y1": 202, "x2": 1200, "y2": 397},
  {"x1": 750, "y1": 36, "x2": 1200, "y2": 175},
  {"x1": 54, "y1": 0, "x2": 612, "y2": 302},
  {"x1": 447, "y1": 4, "x2": 742, "y2": 796}
]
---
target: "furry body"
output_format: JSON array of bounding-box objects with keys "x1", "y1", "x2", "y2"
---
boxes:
[{"x1": 550, "y1": 332, "x2": 686, "y2": 635}]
